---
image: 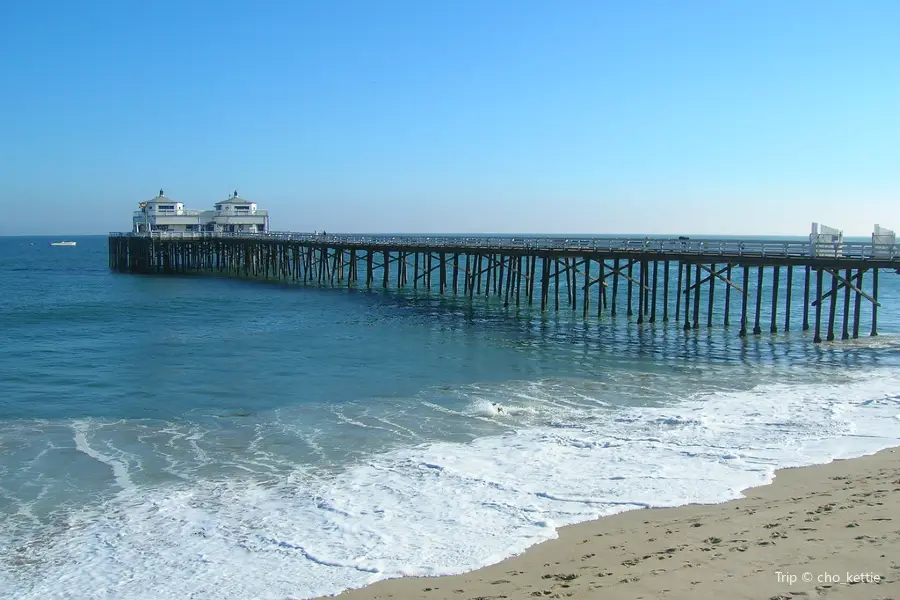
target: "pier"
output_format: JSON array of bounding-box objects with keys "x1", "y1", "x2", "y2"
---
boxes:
[{"x1": 108, "y1": 231, "x2": 900, "y2": 344}]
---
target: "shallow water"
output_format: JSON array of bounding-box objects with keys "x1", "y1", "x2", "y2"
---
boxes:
[{"x1": 1, "y1": 235, "x2": 899, "y2": 599}]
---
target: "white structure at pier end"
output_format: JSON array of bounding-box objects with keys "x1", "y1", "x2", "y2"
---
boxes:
[
  {"x1": 211, "y1": 191, "x2": 269, "y2": 233},
  {"x1": 133, "y1": 190, "x2": 270, "y2": 234},
  {"x1": 809, "y1": 222, "x2": 843, "y2": 257},
  {"x1": 872, "y1": 224, "x2": 896, "y2": 258}
]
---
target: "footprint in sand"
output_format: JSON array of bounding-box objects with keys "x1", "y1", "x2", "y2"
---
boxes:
[{"x1": 541, "y1": 574, "x2": 578, "y2": 582}]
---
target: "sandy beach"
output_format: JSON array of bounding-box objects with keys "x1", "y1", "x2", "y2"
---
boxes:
[{"x1": 322, "y1": 448, "x2": 900, "y2": 600}]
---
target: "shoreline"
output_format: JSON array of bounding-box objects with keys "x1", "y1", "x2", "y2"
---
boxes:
[{"x1": 318, "y1": 447, "x2": 900, "y2": 600}]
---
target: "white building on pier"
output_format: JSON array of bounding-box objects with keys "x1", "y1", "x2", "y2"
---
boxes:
[{"x1": 133, "y1": 190, "x2": 270, "y2": 234}]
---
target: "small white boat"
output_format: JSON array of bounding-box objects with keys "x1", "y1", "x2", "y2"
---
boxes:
[{"x1": 50, "y1": 241, "x2": 77, "y2": 246}]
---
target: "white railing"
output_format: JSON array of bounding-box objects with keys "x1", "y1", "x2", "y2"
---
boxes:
[
  {"x1": 133, "y1": 210, "x2": 204, "y2": 218},
  {"x1": 108, "y1": 231, "x2": 900, "y2": 260},
  {"x1": 133, "y1": 210, "x2": 268, "y2": 218},
  {"x1": 214, "y1": 210, "x2": 268, "y2": 217}
]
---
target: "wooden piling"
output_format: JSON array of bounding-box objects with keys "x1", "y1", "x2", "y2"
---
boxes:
[
  {"x1": 583, "y1": 257, "x2": 591, "y2": 318},
  {"x1": 813, "y1": 268, "x2": 824, "y2": 343},
  {"x1": 541, "y1": 256, "x2": 550, "y2": 311},
  {"x1": 683, "y1": 263, "x2": 692, "y2": 331},
  {"x1": 871, "y1": 268, "x2": 879, "y2": 336},
  {"x1": 626, "y1": 261, "x2": 634, "y2": 316},
  {"x1": 675, "y1": 262, "x2": 683, "y2": 323},
  {"x1": 723, "y1": 265, "x2": 732, "y2": 326},
  {"x1": 642, "y1": 260, "x2": 649, "y2": 316},
  {"x1": 597, "y1": 260, "x2": 604, "y2": 318},
  {"x1": 784, "y1": 266, "x2": 793, "y2": 332},
  {"x1": 770, "y1": 266, "x2": 780, "y2": 333},
  {"x1": 636, "y1": 261, "x2": 644, "y2": 325},
  {"x1": 611, "y1": 259, "x2": 619, "y2": 316},
  {"x1": 841, "y1": 267, "x2": 851, "y2": 340},
  {"x1": 692, "y1": 264, "x2": 701, "y2": 330},
  {"x1": 739, "y1": 265, "x2": 750, "y2": 337},
  {"x1": 853, "y1": 269, "x2": 863, "y2": 339},
  {"x1": 554, "y1": 258, "x2": 560, "y2": 311},
  {"x1": 662, "y1": 261, "x2": 670, "y2": 322},
  {"x1": 826, "y1": 270, "x2": 838, "y2": 342},
  {"x1": 569, "y1": 258, "x2": 576, "y2": 310},
  {"x1": 802, "y1": 266, "x2": 811, "y2": 331},
  {"x1": 753, "y1": 266, "x2": 764, "y2": 335},
  {"x1": 528, "y1": 255, "x2": 537, "y2": 305},
  {"x1": 515, "y1": 256, "x2": 523, "y2": 307}
]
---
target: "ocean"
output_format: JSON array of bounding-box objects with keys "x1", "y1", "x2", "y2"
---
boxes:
[{"x1": 1, "y1": 234, "x2": 899, "y2": 600}]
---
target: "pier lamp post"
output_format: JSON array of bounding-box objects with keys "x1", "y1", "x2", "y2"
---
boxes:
[{"x1": 138, "y1": 201, "x2": 149, "y2": 233}]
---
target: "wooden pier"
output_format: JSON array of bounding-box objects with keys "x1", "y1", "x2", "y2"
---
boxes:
[{"x1": 108, "y1": 232, "x2": 900, "y2": 343}]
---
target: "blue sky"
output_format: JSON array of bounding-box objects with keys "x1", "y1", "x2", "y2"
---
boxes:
[{"x1": 1, "y1": 0, "x2": 898, "y2": 236}]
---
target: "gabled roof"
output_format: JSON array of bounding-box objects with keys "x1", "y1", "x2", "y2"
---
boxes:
[
  {"x1": 217, "y1": 190, "x2": 254, "y2": 205},
  {"x1": 145, "y1": 189, "x2": 180, "y2": 204}
]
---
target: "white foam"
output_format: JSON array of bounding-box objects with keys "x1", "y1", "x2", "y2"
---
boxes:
[
  {"x1": 2, "y1": 371, "x2": 899, "y2": 600},
  {"x1": 71, "y1": 421, "x2": 135, "y2": 493},
  {"x1": 468, "y1": 398, "x2": 514, "y2": 419}
]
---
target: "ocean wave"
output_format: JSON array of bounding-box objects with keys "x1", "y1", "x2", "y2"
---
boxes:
[{"x1": 1, "y1": 369, "x2": 899, "y2": 600}]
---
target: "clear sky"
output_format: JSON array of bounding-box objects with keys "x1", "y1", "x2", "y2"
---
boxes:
[{"x1": 1, "y1": 0, "x2": 898, "y2": 236}]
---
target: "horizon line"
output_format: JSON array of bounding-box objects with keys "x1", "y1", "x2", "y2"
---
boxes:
[{"x1": 0, "y1": 231, "x2": 887, "y2": 240}]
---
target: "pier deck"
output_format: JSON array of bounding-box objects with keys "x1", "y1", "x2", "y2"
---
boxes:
[{"x1": 108, "y1": 232, "x2": 900, "y2": 343}]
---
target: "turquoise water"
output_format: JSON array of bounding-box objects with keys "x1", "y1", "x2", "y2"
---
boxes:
[{"x1": 2, "y1": 235, "x2": 899, "y2": 600}]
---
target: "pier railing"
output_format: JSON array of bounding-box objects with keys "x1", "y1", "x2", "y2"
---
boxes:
[
  {"x1": 132, "y1": 210, "x2": 269, "y2": 218},
  {"x1": 132, "y1": 210, "x2": 204, "y2": 217},
  {"x1": 108, "y1": 231, "x2": 900, "y2": 260}
]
